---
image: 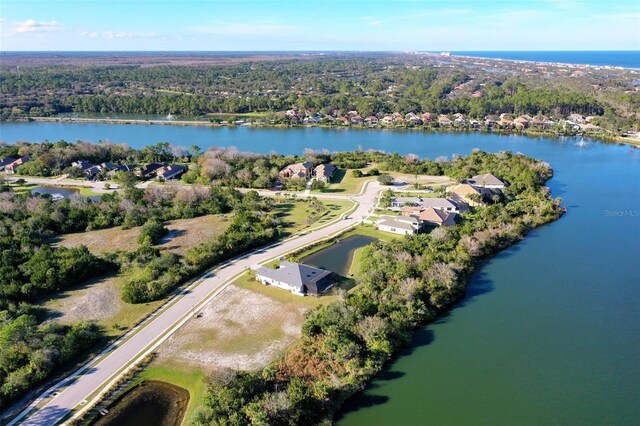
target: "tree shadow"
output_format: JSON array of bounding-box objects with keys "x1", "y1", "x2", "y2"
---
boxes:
[{"x1": 159, "y1": 228, "x2": 187, "y2": 245}]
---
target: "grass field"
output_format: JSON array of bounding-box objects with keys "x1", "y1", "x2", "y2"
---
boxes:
[
  {"x1": 319, "y1": 165, "x2": 376, "y2": 194},
  {"x1": 273, "y1": 199, "x2": 355, "y2": 235}
]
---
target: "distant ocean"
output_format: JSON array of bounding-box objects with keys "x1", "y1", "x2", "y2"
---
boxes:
[
  {"x1": 2, "y1": 50, "x2": 639, "y2": 69},
  {"x1": 446, "y1": 51, "x2": 640, "y2": 69}
]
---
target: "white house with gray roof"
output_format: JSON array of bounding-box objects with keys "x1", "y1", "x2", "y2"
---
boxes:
[
  {"x1": 255, "y1": 261, "x2": 334, "y2": 296},
  {"x1": 376, "y1": 215, "x2": 422, "y2": 235}
]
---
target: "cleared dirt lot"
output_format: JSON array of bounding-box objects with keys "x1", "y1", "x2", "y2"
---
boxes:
[
  {"x1": 155, "y1": 284, "x2": 307, "y2": 372},
  {"x1": 55, "y1": 214, "x2": 228, "y2": 256}
]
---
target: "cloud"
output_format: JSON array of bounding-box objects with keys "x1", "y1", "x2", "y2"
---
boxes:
[
  {"x1": 15, "y1": 19, "x2": 60, "y2": 33},
  {"x1": 104, "y1": 31, "x2": 158, "y2": 39},
  {"x1": 80, "y1": 31, "x2": 98, "y2": 38}
]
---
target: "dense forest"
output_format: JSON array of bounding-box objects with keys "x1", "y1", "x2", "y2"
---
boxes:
[
  {"x1": 1, "y1": 55, "x2": 637, "y2": 132},
  {"x1": 192, "y1": 151, "x2": 564, "y2": 425}
]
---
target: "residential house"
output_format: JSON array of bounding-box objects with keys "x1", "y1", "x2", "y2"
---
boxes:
[
  {"x1": 314, "y1": 164, "x2": 337, "y2": 183},
  {"x1": 465, "y1": 173, "x2": 506, "y2": 189},
  {"x1": 421, "y1": 112, "x2": 434, "y2": 122},
  {"x1": 530, "y1": 117, "x2": 546, "y2": 128},
  {"x1": 414, "y1": 208, "x2": 458, "y2": 227},
  {"x1": 365, "y1": 116, "x2": 379, "y2": 125},
  {"x1": 5, "y1": 156, "x2": 31, "y2": 174},
  {"x1": 84, "y1": 165, "x2": 101, "y2": 179},
  {"x1": 137, "y1": 162, "x2": 164, "y2": 179},
  {"x1": 376, "y1": 215, "x2": 422, "y2": 235},
  {"x1": 514, "y1": 116, "x2": 529, "y2": 128},
  {"x1": 98, "y1": 162, "x2": 120, "y2": 172},
  {"x1": 391, "y1": 197, "x2": 459, "y2": 213},
  {"x1": 71, "y1": 160, "x2": 94, "y2": 170},
  {"x1": 157, "y1": 164, "x2": 187, "y2": 180},
  {"x1": 279, "y1": 161, "x2": 313, "y2": 180},
  {"x1": 447, "y1": 183, "x2": 485, "y2": 207},
  {"x1": 0, "y1": 157, "x2": 18, "y2": 171},
  {"x1": 351, "y1": 116, "x2": 365, "y2": 125},
  {"x1": 438, "y1": 115, "x2": 453, "y2": 126},
  {"x1": 255, "y1": 261, "x2": 334, "y2": 296}
]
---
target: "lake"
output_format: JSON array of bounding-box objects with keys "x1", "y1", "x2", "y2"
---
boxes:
[
  {"x1": 1, "y1": 122, "x2": 639, "y2": 424},
  {"x1": 302, "y1": 235, "x2": 377, "y2": 276}
]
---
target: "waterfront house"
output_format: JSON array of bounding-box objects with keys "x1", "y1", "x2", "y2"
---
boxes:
[
  {"x1": 391, "y1": 197, "x2": 459, "y2": 213},
  {"x1": 465, "y1": 173, "x2": 506, "y2": 189},
  {"x1": 255, "y1": 261, "x2": 334, "y2": 296},
  {"x1": 413, "y1": 207, "x2": 458, "y2": 227},
  {"x1": 376, "y1": 215, "x2": 422, "y2": 235},
  {"x1": 5, "y1": 156, "x2": 31, "y2": 174},
  {"x1": 0, "y1": 157, "x2": 18, "y2": 171},
  {"x1": 137, "y1": 162, "x2": 164, "y2": 179},
  {"x1": 447, "y1": 183, "x2": 485, "y2": 207},
  {"x1": 157, "y1": 164, "x2": 187, "y2": 180},
  {"x1": 365, "y1": 116, "x2": 379, "y2": 125},
  {"x1": 279, "y1": 161, "x2": 313, "y2": 179},
  {"x1": 314, "y1": 164, "x2": 337, "y2": 183},
  {"x1": 514, "y1": 116, "x2": 529, "y2": 128},
  {"x1": 438, "y1": 115, "x2": 453, "y2": 126}
]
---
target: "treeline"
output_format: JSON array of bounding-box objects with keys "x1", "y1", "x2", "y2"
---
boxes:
[
  {"x1": 194, "y1": 151, "x2": 564, "y2": 425},
  {"x1": 1, "y1": 56, "x2": 632, "y2": 128},
  {"x1": 0, "y1": 140, "x2": 193, "y2": 178}
]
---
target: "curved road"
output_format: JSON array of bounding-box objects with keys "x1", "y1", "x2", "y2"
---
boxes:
[{"x1": 15, "y1": 181, "x2": 382, "y2": 426}]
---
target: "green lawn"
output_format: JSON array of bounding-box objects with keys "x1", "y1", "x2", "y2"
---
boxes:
[
  {"x1": 273, "y1": 199, "x2": 355, "y2": 236},
  {"x1": 319, "y1": 167, "x2": 375, "y2": 194}
]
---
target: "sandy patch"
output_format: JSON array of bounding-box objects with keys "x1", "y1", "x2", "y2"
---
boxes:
[
  {"x1": 41, "y1": 273, "x2": 122, "y2": 324},
  {"x1": 156, "y1": 285, "x2": 306, "y2": 372},
  {"x1": 55, "y1": 214, "x2": 228, "y2": 256}
]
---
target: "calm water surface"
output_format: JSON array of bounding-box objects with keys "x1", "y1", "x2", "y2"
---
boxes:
[
  {"x1": 2, "y1": 123, "x2": 639, "y2": 424},
  {"x1": 302, "y1": 235, "x2": 377, "y2": 276}
]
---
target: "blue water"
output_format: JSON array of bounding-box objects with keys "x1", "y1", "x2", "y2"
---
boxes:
[
  {"x1": 0, "y1": 122, "x2": 638, "y2": 424},
  {"x1": 446, "y1": 51, "x2": 640, "y2": 68}
]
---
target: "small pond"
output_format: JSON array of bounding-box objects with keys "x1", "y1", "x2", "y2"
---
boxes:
[
  {"x1": 92, "y1": 380, "x2": 189, "y2": 426},
  {"x1": 302, "y1": 234, "x2": 377, "y2": 276},
  {"x1": 31, "y1": 186, "x2": 101, "y2": 201}
]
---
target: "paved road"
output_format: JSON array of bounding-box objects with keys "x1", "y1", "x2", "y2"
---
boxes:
[{"x1": 16, "y1": 181, "x2": 381, "y2": 426}]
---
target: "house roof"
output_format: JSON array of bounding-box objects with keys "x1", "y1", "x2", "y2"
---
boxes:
[
  {"x1": 256, "y1": 262, "x2": 332, "y2": 294},
  {"x1": 315, "y1": 163, "x2": 337, "y2": 179},
  {"x1": 158, "y1": 164, "x2": 187, "y2": 178},
  {"x1": 421, "y1": 198, "x2": 457, "y2": 210},
  {"x1": 416, "y1": 208, "x2": 458, "y2": 226},
  {"x1": 140, "y1": 162, "x2": 164, "y2": 175},
  {"x1": 73, "y1": 160, "x2": 94, "y2": 170},
  {"x1": 377, "y1": 215, "x2": 420, "y2": 231},
  {"x1": 0, "y1": 157, "x2": 18, "y2": 167},
  {"x1": 467, "y1": 173, "x2": 505, "y2": 187}
]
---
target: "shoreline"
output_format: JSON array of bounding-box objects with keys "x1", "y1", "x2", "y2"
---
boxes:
[{"x1": 7, "y1": 116, "x2": 637, "y2": 147}]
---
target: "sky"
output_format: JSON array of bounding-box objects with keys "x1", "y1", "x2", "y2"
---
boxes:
[{"x1": 0, "y1": 0, "x2": 639, "y2": 51}]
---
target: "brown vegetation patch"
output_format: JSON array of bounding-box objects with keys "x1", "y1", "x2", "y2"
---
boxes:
[
  {"x1": 55, "y1": 214, "x2": 228, "y2": 256},
  {"x1": 156, "y1": 285, "x2": 306, "y2": 372}
]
